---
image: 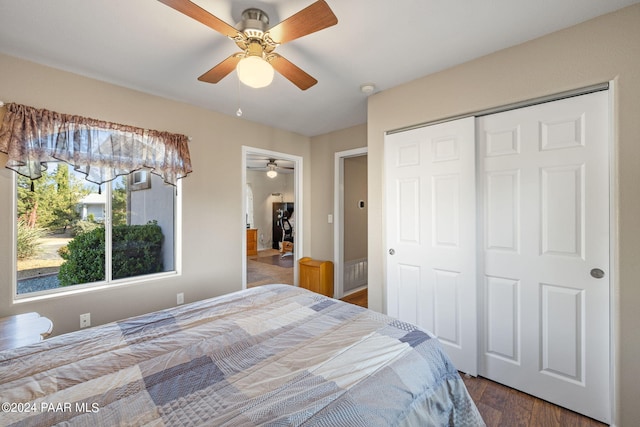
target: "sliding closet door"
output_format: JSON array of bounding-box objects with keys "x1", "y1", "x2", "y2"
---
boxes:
[
  {"x1": 477, "y1": 91, "x2": 610, "y2": 423},
  {"x1": 385, "y1": 117, "x2": 477, "y2": 375}
]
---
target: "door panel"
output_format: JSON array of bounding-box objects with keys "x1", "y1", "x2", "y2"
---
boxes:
[
  {"x1": 385, "y1": 117, "x2": 477, "y2": 375},
  {"x1": 397, "y1": 179, "x2": 420, "y2": 244},
  {"x1": 385, "y1": 91, "x2": 610, "y2": 422},
  {"x1": 433, "y1": 269, "x2": 461, "y2": 346},
  {"x1": 478, "y1": 91, "x2": 610, "y2": 423},
  {"x1": 485, "y1": 170, "x2": 520, "y2": 251},
  {"x1": 540, "y1": 283, "x2": 584, "y2": 383},
  {"x1": 433, "y1": 175, "x2": 460, "y2": 247},
  {"x1": 485, "y1": 276, "x2": 519, "y2": 363}
]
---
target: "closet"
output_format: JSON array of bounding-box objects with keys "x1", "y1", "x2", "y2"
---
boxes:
[{"x1": 384, "y1": 90, "x2": 610, "y2": 423}]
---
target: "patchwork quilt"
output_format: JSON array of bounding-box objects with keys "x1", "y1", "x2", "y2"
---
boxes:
[{"x1": 0, "y1": 284, "x2": 484, "y2": 426}]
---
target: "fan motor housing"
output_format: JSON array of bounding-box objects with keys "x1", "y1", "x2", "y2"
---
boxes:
[{"x1": 237, "y1": 8, "x2": 269, "y2": 38}]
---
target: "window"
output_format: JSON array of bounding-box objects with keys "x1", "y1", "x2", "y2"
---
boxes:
[
  {"x1": 15, "y1": 162, "x2": 178, "y2": 297},
  {"x1": 132, "y1": 170, "x2": 146, "y2": 185},
  {"x1": 2, "y1": 102, "x2": 190, "y2": 298},
  {"x1": 130, "y1": 170, "x2": 151, "y2": 190}
]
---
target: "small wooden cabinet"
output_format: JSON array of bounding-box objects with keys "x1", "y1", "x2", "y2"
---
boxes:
[
  {"x1": 247, "y1": 228, "x2": 258, "y2": 256},
  {"x1": 299, "y1": 257, "x2": 334, "y2": 298}
]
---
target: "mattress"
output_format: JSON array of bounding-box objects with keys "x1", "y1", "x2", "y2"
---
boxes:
[{"x1": 0, "y1": 284, "x2": 484, "y2": 426}]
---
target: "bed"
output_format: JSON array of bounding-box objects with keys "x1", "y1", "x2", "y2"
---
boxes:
[{"x1": 0, "y1": 284, "x2": 484, "y2": 426}]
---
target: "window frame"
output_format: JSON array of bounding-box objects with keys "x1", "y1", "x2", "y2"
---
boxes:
[{"x1": 12, "y1": 170, "x2": 183, "y2": 302}]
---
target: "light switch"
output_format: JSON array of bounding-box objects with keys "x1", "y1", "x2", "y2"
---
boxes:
[{"x1": 328, "y1": 214, "x2": 333, "y2": 224}]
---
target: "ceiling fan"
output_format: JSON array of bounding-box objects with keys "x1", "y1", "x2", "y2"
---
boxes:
[
  {"x1": 248, "y1": 159, "x2": 294, "y2": 178},
  {"x1": 158, "y1": 0, "x2": 338, "y2": 90}
]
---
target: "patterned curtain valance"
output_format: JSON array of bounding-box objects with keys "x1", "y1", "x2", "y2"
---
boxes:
[{"x1": 0, "y1": 102, "x2": 192, "y2": 186}]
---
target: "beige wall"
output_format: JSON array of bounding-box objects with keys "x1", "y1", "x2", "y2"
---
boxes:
[
  {"x1": 0, "y1": 53, "x2": 311, "y2": 336},
  {"x1": 343, "y1": 155, "x2": 367, "y2": 261},
  {"x1": 309, "y1": 124, "x2": 367, "y2": 260},
  {"x1": 367, "y1": 5, "x2": 640, "y2": 425}
]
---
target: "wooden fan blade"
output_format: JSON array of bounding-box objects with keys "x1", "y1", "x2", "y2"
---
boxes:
[
  {"x1": 270, "y1": 54, "x2": 317, "y2": 90},
  {"x1": 158, "y1": 0, "x2": 239, "y2": 38},
  {"x1": 266, "y1": 0, "x2": 338, "y2": 45},
  {"x1": 198, "y1": 54, "x2": 241, "y2": 83}
]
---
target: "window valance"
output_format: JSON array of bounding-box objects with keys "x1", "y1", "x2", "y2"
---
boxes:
[{"x1": 0, "y1": 102, "x2": 192, "y2": 186}]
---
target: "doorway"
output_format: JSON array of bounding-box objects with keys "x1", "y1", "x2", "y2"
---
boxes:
[
  {"x1": 334, "y1": 147, "x2": 368, "y2": 299},
  {"x1": 242, "y1": 146, "x2": 302, "y2": 289}
]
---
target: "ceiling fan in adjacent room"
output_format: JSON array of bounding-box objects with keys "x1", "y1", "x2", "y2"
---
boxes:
[
  {"x1": 247, "y1": 158, "x2": 294, "y2": 178},
  {"x1": 158, "y1": 0, "x2": 338, "y2": 90}
]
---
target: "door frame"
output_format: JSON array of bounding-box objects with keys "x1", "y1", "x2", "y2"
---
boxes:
[
  {"x1": 382, "y1": 82, "x2": 618, "y2": 424},
  {"x1": 242, "y1": 146, "x2": 303, "y2": 288},
  {"x1": 333, "y1": 147, "x2": 368, "y2": 299}
]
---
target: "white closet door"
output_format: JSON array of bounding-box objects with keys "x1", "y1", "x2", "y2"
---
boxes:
[
  {"x1": 385, "y1": 117, "x2": 477, "y2": 375},
  {"x1": 477, "y1": 91, "x2": 610, "y2": 423}
]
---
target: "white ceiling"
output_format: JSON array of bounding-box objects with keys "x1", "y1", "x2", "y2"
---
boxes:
[{"x1": 0, "y1": 0, "x2": 638, "y2": 137}]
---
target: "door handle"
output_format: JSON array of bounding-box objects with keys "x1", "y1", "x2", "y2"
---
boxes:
[
  {"x1": 389, "y1": 248, "x2": 395, "y2": 255},
  {"x1": 590, "y1": 268, "x2": 605, "y2": 279}
]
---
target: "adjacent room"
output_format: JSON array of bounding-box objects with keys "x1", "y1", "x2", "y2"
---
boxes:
[
  {"x1": 1, "y1": 1, "x2": 639, "y2": 426},
  {"x1": 245, "y1": 150, "x2": 296, "y2": 287}
]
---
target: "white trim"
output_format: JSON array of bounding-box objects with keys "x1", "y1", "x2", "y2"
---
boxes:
[
  {"x1": 607, "y1": 79, "x2": 619, "y2": 427},
  {"x1": 242, "y1": 146, "x2": 303, "y2": 288},
  {"x1": 11, "y1": 172, "x2": 17, "y2": 299},
  {"x1": 333, "y1": 147, "x2": 368, "y2": 299}
]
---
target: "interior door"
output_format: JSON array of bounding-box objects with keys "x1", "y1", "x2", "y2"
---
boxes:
[
  {"x1": 477, "y1": 91, "x2": 610, "y2": 423},
  {"x1": 385, "y1": 117, "x2": 477, "y2": 375}
]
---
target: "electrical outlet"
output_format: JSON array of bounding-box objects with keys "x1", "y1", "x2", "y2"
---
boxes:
[
  {"x1": 177, "y1": 292, "x2": 184, "y2": 305},
  {"x1": 80, "y1": 313, "x2": 91, "y2": 328}
]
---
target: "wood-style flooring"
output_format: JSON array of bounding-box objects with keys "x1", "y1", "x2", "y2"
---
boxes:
[
  {"x1": 247, "y1": 249, "x2": 294, "y2": 288},
  {"x1": 338, "y1": 288, "x2": 607, "y2": 427},
  {"x1": 339, "y1": 288, "x2": 368, "y2": 307}
]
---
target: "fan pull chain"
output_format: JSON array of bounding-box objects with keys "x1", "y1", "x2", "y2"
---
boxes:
[{"x1": 236, "y1": 75, "x2": 243, "y2": 117}]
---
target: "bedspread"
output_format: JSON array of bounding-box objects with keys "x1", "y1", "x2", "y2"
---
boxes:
[{"x1": 0, "y1": 284, "x2": 484, "y2": 426}]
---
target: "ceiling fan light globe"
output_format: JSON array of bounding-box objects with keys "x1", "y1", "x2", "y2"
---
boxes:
[
  {"x1": 237, "y1": 56, "x2": 274, "y2": 88},
  {"x1": 267, "y1": 169, "x2": 278, "y2": 178}
]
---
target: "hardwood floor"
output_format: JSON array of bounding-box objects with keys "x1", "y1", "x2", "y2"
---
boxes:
[
  {"x1": 340, "y1": 288, "x2": 367, "y2": 307},
  {"x1": 247, "y1": 249, "x2": 294, "y2": 288},
  {"x1": 339, "y1": 288, "x2": 607, "y2": 427},
  {"x1": 462, "y1": 375, "x2": 606, "y2": 427}
]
